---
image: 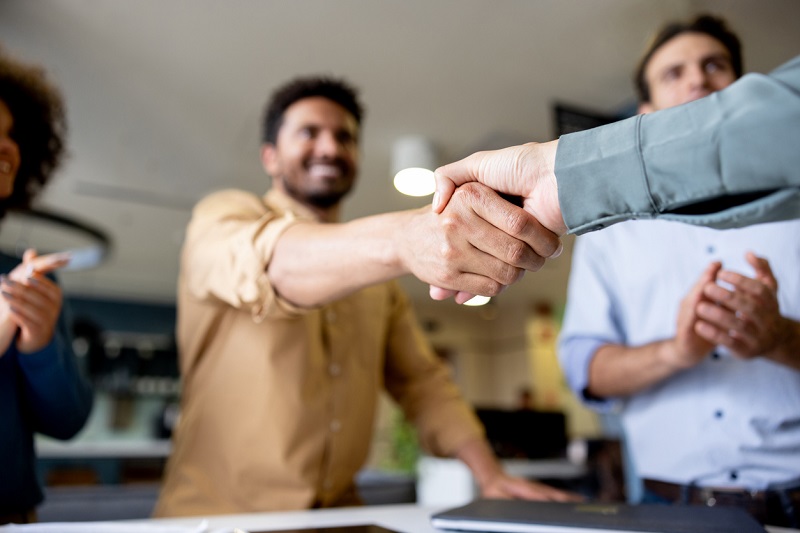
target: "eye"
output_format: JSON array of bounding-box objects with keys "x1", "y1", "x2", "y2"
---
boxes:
[
  {"x1": 298, "y1": 126, "x2": 318, "y2": 140},
  {"x1": 662, "y1": 66, "x2": 681, "y2": 83},
  {"x1": 704, "y1": 58, "x2": 730, "y2": 74},
  {"x1": 336, "y1": 131, "x2": 355, "y2": 145}
]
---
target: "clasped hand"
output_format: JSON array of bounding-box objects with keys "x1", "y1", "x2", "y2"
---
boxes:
[
  {"x1": 0, "y1": 249, "x2": 69, "y2": 355},
  {"x1": 424, "y1": 141, "x2": 565, "y2": 303},
  {"x1": 401, "y1": 182, "x2": 561, "y2": 304}
]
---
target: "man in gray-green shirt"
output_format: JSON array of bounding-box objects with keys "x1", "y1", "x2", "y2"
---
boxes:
[{"x1": 431, "y1": 54, "x2": 800, "y2": 237}]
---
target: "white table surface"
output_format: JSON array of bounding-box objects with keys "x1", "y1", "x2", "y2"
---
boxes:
[{"x1": 1, "y1": 503, "x2": 797, "y2": 533}]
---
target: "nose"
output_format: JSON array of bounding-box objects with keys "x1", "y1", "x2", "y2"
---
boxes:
[
  {"x1": 313, "y1": 131, "x2": 342, "y2": 158},
  {"x1": 686, "y1": 62, "x2": 711, "y2": 91}
]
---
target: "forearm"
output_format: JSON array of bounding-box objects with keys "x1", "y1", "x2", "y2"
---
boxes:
[
  {"x1": 587, "y1": 341, "x2": 687, "y2": 398},
  {"x1": 763, "y1": 318, "x2": 800, "y2": 371},
  {"x1": 268, "y1": 209, "x2": 418, "y2": 307}
]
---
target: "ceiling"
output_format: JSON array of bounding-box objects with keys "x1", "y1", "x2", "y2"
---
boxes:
[{"x1": 2, "y1": 0, "x2": 799, "y2": 342}]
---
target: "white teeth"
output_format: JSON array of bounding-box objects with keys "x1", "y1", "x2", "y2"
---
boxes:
[
  {"x1": 309, "y1": 164, "x2": 341, "y2": 178},
  {"x1": 0, "y1": 161, "x2": 11, "y2": 174}
]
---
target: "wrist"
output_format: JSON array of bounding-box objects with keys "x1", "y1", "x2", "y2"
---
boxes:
[
  {"x1": 531, "y1": 140, "x2": 566, "y2": 235},
  {"x1": 657, "y1": 338, "x2": 696, "y2": 371},
  {"x1": 390, "y1": 209, "x2": 424, "y2": 275}
]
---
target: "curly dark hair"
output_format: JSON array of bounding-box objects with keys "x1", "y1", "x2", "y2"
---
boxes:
[
  {"x1": 0, "y1": 47, "x2": 67, "y2": 218},
  {"x1": 261, "y1": 76, "x2": 364, "y2": 145},
  {"x1": 634, "y1": 14, "x2": 743, "y2": 103}
]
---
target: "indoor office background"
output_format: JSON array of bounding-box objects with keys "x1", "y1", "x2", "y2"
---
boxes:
[{"x1": 2, "y1": 0, "x2": 799, "y2": 522}]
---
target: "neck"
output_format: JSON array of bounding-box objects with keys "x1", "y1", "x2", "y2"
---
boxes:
[
  {"x1": 312, "y1": 203, "x2": 340, "y2": 223},
  {"x1": 273, "y1": 181, "x2": 341, "y2": 222}
]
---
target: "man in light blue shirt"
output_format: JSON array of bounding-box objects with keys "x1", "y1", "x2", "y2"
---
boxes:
[{"x1": 558, "y1": 15, "x2": 800, "y2": 527}]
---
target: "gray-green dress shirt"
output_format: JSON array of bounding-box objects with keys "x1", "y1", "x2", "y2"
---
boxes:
[{"x1": 556, "y1": 54, "x2": 800, "y2": 235}]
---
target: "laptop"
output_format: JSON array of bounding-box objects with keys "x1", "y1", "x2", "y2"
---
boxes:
[{"x1": 430, "y1": 499, "x2": 767, "y2": 533}]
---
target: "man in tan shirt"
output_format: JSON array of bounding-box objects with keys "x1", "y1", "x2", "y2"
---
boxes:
[{"x1": 154, "y1": 76, "x2": 572, "y2": 517}]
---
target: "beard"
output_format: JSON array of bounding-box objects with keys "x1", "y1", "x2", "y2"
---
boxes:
[
  {"x1": 283, "y1": 179, "x2": 353, "y2": 209},
  {"x1": 280, "y1": 157, "x2": 356, "y2": 209}
]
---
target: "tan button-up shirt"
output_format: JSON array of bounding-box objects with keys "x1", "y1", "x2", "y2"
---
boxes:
[{"x1": 154, "y1": 188, "x2": 484, "y2": 517}]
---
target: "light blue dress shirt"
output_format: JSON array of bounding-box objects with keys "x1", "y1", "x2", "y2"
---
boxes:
[{"x1": 559, "y1": 219, "x2": 800, "y2": 489}]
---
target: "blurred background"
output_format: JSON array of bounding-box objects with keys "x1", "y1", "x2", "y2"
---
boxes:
[{"x1": 2, "y1": 0, "x2": 799, "y2": 520}]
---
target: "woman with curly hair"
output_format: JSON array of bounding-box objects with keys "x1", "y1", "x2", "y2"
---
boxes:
[{"x1": 0, "y1": 47, "x2": 93, "y2": 525}]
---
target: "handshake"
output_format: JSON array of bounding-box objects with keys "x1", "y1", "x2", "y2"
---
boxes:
[{"x1": 410, "y1": 140, "x2": 566, "y2": 304}]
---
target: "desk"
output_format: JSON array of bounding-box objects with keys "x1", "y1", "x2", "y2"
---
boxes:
[
  {"x1": 0, "y1": 504, "x2": 797, "y2": 533},
  {"x1": 130, "y1": 504, "x2": 797, "y2": 533}
]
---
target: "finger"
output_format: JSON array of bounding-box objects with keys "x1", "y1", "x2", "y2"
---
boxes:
[
  {"x1": 694, "y1": 319, "x2": 756, "y2": 357},
  {"x1": 432, "y1": 169, "x2": 458, "y2": 214},
  {"x1": 688, "y1": 262, "x2": 722, "y2": 307},
  {"x1": 4, "y1": 275, "x2": 62, "y2": 307},
  {"x1": 506, "y1": 479, "x2": 583, "y2": 502},
  {"x1": 429, "y1": 286, "x2": 458, "y2": 301},
  {"x1": 22, "y1": 248, "x2": 38, "y2": 264},
  {"x1": 745, "y1": 252, "x2": 778, "y2": 292},
  {"x1": 447, "y1": 185, "x2": 550, "y2": 273},
  {"x1": 7, "y1": 298, "x2": 57, "y2": 331},
  {"x1": 31, "y1": 252, "x2": 72, "y2": 274},
  {"x1": 465, "y1": 183, "x2": 562, "y2": 260},
  {"x1": 437, "y1": 200, "x2": 533, "y2": 285},
  {"x1": 702, "y1": 283, "x2": 759, "y2": 317},
  {"x1": 696, "y1": 301, "x2": 753, "y2": 335},
  {"x1": 717, "y1": 269, "x2": 775, "y2": 301},
  {"x1": 455, "y1": 291, "x2": 480, "y2": 305}
]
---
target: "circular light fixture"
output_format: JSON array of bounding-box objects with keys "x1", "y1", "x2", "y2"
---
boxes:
[
  {"x1": 393, "y1": 167, "x2": 435, "y2": 197},
  {"x1": 0, "y1": 207, "x2": 111, "y2": 270},
  {"x1": 391, "y1": 136, "x2": 437, "y2": 197}
]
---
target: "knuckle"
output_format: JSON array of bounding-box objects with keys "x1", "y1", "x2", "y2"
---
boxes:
[
  {"x1": 438, "y1": 241, "x2": 459, "y2": 262},
  {"x1": 505, "y1": 241, "x2": 528, "y2": 265},
  {"x1": 497, "y1": 265, "x2": 523, "y2": 286},
  {"x1": 482, "y1": 280, "x2": 503, "y2": 297},
  {"x1": 504, "y1": 210, "x2": 529, "y2": 237}
]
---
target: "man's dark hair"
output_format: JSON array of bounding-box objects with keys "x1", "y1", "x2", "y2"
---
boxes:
[
  {"x1": 261, "y1": 76, "x2": 364, "y2": 145},
  {"x1": 634, "y1": 14, "x2": 743, "y2": 103},
  {"x1": 0, "y1": 47, "x2": 67, "y2": 218}
]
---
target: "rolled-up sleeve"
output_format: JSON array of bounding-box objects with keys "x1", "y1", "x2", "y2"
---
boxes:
[
  {"x1": 558, "y1": 235, "x2": 622, "y2": 410},
  {"x1": 181, "y1": 189, "x2": 306, "y2": 321}
]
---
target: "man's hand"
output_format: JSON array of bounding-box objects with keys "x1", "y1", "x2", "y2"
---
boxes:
[
  {"x1": 661, "y1": 261, "x2": 721, "y2": 370},
  {"x1": 479, "y1": 471, "x2": 583, "y2": 502},
  {"x1": 694, "y1": 252, "x2": 798, "y2": 363},
  {"x1": 456, "y1": 437, "x2": 582, "y2": 503},
  {"x1": 432, "y1": 141, "x2": 567, "y2": 235},
  {"x1": 402, "y1": 182, "x2": 561, "y2": 300},
  {"x1": 0, "y1": 249, "x2": 68, "y2": 354}
]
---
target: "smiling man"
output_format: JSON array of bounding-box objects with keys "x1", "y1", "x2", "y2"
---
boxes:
[{"x1": 154, "y1": 76, "x2": 574, "y2": 517}]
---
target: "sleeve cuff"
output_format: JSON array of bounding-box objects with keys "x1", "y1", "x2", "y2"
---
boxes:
[
  {"x1": 556, "y1": 115, "x2": 656, "y2": 235},
  {"x1": 559, "y1": 337, "x2": 616, "y2": 411}
]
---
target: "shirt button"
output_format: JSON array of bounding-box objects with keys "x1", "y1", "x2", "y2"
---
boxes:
[
  {"x1": 330, "y1": 419, "x2": 341, "y2": 432},
  {"x1": 730, "y1": 471, "x2": 738, "y2": 480},
  {"x1": 707, "y1": 245, "x2": 715, "y2": 254},
  {"x1": 711, "y1": 351, "x2": 720, "y2": 360},
  {"x1": 329, "y1": 363, "x2": 341, "y2": 377},
  {"x1": 714, "y1": 410, "x2": 724, "y2": 419},
  {"x1": 325, "y1": 309, "x2": 337, "y2": 323}
]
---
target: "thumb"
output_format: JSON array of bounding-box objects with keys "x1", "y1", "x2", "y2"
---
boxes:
[
  {"x1": 432, "y1": 168, "x2": 458, "y2": 214},
  {"x1": 22, "y1": 248, "x2": 39, "y2": 264}
]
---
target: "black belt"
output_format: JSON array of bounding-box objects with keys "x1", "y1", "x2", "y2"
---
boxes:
[{"x1": 643, "y1": 478, "x2": 800, "y2": 528}]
